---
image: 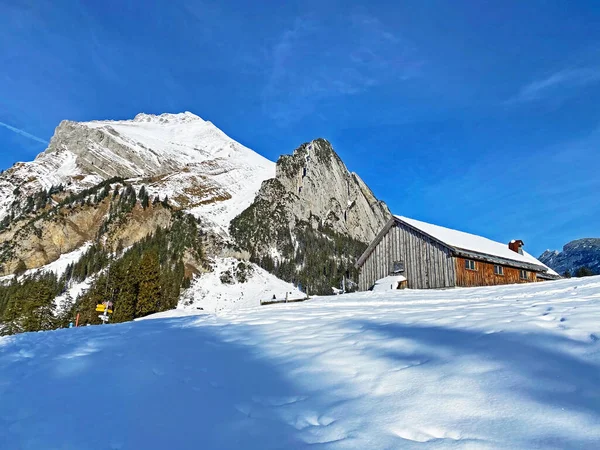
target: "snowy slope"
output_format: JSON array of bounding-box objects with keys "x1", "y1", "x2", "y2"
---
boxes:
[
  {"x1": 1, "y1": 276, "x2": 600, "y2": 449},
  {"x1": 179, "y1": 258, "x2": 304, "y2": 313},
  {"x1": 0, "y1": 150, "x2": 102, "y2": 219}
]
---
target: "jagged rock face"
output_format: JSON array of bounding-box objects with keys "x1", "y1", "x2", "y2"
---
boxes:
[
  {"x1": 45, "y1": 121, "x2": 164, "y2": 178},
  {"x1": 272, "y1": 138, "x2": 390, "y2": 243},
  {"x1": 230, "y1": 139, "x2": 390, "y2": 294},
  {"x1": 539, "y1": 238, "x2": 600, "y2": 275}
]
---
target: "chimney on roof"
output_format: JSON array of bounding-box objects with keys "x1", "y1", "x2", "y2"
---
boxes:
[{"x1": 509, "y1": 239, "x2": 524, "y2": 255}]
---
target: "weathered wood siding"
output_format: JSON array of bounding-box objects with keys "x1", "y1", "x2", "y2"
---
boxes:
[
  {"x1": 454, "y1": 257, "x2": 538, "y2": 287},
  {"x1": 358, "y1": 222, "x2": 456, "y2": 290}
]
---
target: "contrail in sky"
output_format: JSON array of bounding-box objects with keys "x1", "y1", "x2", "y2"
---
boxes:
[{"x1": 0, "y1": 121, "x2": 48, "y2": 145}]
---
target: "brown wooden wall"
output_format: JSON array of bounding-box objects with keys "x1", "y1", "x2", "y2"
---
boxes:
[
  {"x1": 454, "y1": 257, "x2": 538, "y2": 287},
  {"x1": 358, "y1": 221, "x2": 456, "y2": 290}
]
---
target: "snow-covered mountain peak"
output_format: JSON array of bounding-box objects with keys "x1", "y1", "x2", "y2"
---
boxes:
[
  {"x1": 0, "y1": 112, "x2": 275, "y2": 233},
  {"x1": 131, "y1": 111, "x2": 203, "y2": 124}
]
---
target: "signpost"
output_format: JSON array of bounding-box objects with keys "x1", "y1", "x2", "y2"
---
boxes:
[{"x1": 96, "y1": 301, "x2": 113, "y2": 324}]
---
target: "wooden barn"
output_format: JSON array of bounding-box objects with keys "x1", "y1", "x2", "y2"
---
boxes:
[{"x1": 356, "y1": 216, "x2": 560, "y2": 291}]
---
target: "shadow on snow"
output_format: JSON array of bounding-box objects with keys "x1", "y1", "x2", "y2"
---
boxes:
[
  {"x1": 350, "y1": 319, "x2": 600, "y2": 448},
  {"x1": 0, "y1": 317, "x2": 309, "y2": 450}
]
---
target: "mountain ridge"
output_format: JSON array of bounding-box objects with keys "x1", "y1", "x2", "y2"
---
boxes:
[{"x1": 539, "y1": 238, "x2": 600, "y2": 276}]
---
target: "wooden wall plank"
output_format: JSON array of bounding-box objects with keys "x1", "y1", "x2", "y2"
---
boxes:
[{"x1": 455, "y1": 257, "x2": 539, "y2": 287}]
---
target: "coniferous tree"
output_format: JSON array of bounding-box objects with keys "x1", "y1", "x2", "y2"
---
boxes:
[
  {"x1": 14, "y1": 260, "x2": 27, "y2": 276},
  {"x1": 2, "y1": 287, "x2": 26, "y2": 335},
  {"x1": 574, "y1": 266, "x2": 594, "y2": 277},
  {"x1": 136, "y1": 250, "x2": 161, "y2": 317},
  {"x1": 56, "y1": 291, "x2": 75, "y2": 328},
  {"x1": 23, "y1": 279, "x2": 56, "y2": 332},
  {"x1": 112, "y1": 260, "x2": 139, "y2": 322},
  {"x1": 139, "y1": 186, "x2": 149, "y2": 209}
]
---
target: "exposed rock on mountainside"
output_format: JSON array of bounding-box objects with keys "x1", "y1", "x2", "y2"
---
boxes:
[
  {"x1": 0, "y1": 180, "x2": 173, "y2": 276},
  {"x1": 230, "y1": 138, "x2": 391, "y2": 294},
  {"x1": 539, "y1": 238, "x2": 600, "y2": 275}
]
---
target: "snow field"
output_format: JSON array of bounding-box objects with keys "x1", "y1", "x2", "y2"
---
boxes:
[
  {"x1": 178, "y1": 257, "x2": 305, "y2": 314},
  {"x1": 0, "y1": 277, "x2": 599, "y2": 449}
]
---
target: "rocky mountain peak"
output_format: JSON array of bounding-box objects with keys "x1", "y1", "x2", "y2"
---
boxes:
[
  {"x1": 539, "y1": 238, "x2": 600, "y2": 275},
  {"x1": 230, "y1": 138, "x2": 391, "y2": 294},
  {"x1": 272, "y1": 138, "x2": 390, "y2": 242}
]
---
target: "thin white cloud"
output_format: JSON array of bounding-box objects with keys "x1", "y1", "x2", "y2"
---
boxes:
[
  {"x1": 0, "y1": 121, "x2": 48, "y2": 145},
  {"x1": 509, "y1": 68, "x2": 600, "y2": 103},
  {"x1": 262, "y1": 14, "x2": 421, "y2": 125}
]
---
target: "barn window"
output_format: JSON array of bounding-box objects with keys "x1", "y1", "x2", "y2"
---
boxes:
[
  {"x1": 465, "y1": 259, "x2": 477, "y2": 271},
  {"x1": 392, "y1": 260, "x2": 404, "y2": 273},
  {"x1": 520, "y1": 270, "x2": 528, "y2": 279},
  {"x1": 494, "y1": 265, "x2": 504, "y2": 275}
]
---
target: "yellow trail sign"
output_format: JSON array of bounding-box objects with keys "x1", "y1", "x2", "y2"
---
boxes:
[{"x1": 96, "y1": 305, "x2": 113, "y2": 313}]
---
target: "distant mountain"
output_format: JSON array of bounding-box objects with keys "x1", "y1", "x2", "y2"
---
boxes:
[{"x1": 539, "y1": 238, "x2": 600, "y2": 276}]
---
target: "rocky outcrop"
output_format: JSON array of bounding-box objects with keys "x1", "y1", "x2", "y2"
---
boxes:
[
  {"x1": 539, "y1": 238, "x2": 600, "y2": 276},
  {"x1": 0, "y1": 194, "x2": 173, "y2": 276},
  {"x1": 230, "y1": 138, "x2": 390, "y2": 294},
  {"x1": 275, "y1": 139, "x2": 390, "y2": 242},
  {"x1": 232, "y1": 138, "x2": 389, "y2": 248},
  {"x1": 44, "y1": 121, "x2": 156, "y2": 178}
]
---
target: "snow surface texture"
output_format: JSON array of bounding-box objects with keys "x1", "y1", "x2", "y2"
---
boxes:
[
  {"x1": 178, "y1": 258, "x2": 304, "y2": 313},
  {"x1": 397, "y1": 215, "x2": 559, "y2": 274},
  {"x1": 1, "y1": 277, "x2": 600, "y2": 449}
]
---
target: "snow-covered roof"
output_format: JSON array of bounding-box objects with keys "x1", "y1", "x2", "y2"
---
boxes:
[
  {"x1": 395, "y1": 216, "x2": 555, "y2": 273},
  {"x1": 372, "y1": 275, "x2": 407, "y2": 292}
]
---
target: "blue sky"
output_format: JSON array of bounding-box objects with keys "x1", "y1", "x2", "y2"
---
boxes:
[{"x1": 1, "y1": 0, "x2": 599, "y2": 256}]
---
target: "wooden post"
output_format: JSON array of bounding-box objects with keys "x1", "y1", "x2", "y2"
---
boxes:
[{"x1": 75, "y1": 313, "x2": 80, "y2": 327}]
